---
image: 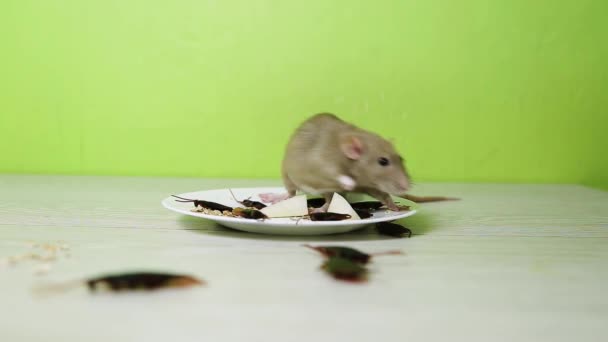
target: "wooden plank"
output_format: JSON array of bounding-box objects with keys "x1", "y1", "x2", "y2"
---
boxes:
[
  {"x1": 0, "y1": 225, "x2": 606, "y2": 342},
  {"x1": 0, "y1": 175, "x2": 607, "y2": 341}
]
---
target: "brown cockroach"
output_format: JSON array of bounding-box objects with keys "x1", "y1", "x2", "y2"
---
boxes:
[
  {"x1": 32, "y1": 271, "x2": 205, "y2": 296},
  {"x1": 228, "y1": 189, "x2": 266, "y2": 210},
  {"x1": 303, "y1": 244, "x2": 402, "y2": 264},
  {"x1": 86, "y1": 272, "x2": 204, "y2": 291},
  {"x1": 171, "y1": 195, "x2": 233, "y2": 212},
  {"x1": 307, "y1": 197, "x2": 326, "y2": 208},
  {"x1": 375, "y1": 222, "x2": 412, "y2": 238},
  {"x1": 309, "y1": 212, "x2": 351, "y2": 221},
  {"x1": 354, "y1": 208, "x2": 373, "y2": 219},
  {"x1": 321, "y1": 257, "x2": 368, "y2": 282},
  {"x1": 306, "y1": 199, "x2": 405, "y2": 214},
  {"x1": 350, "y1": 201, "x2": 385, "y2": 211},
  {"x1": 232, "y1": 207, "x2": 268, "y2": 220}
]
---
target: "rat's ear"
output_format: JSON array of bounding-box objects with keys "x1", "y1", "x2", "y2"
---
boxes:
[{"x1": 340, "y1": 134, "x2": 364, "y2": 160}]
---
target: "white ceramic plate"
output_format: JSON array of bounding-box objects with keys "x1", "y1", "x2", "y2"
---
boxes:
[{"x1": 161, "y1": 187, "x2": 418, "y2": 236}]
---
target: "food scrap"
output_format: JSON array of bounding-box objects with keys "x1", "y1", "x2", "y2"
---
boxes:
[
  {"x1": 326, "y1": 193, "x2": 361, "y2": 220},
  {"x1": 1, "y1": 240, "x2": 71, "y2": 276},
  {"x1": 191, "y1": 207, "x2": 235, "y2": 217},
  {"x1": 260, "y1": 195, "x2": 309, "y2": 218}
]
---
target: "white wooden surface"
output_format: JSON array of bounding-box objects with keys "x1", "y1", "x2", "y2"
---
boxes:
[{"x1": 0, "y1": 175, "x2": 607, "y2": 342}]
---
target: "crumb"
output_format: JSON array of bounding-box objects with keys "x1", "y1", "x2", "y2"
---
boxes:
[
  {"x1": 192, "y1": 208, "x2": 237, "y2": 218},
  {"x1": 34, "y1": 263, "x2": 52, "y2": 276}
]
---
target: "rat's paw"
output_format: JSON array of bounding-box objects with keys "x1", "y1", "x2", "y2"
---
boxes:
[
  {"x1": 259, "y1": 192, "x2": 290, "y2": 204},
  {"x1": 385, "y1": 202, "x2": 410, "y2": 211},
  {"x1": 395, "y1": 204, "x2": 411, "y2": 211},
  {"x1": 309, "y1": 204, "x2": 329, "y2": 214}
]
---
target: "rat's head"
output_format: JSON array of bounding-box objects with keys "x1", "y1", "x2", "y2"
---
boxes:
[{"x1": 340, "y1": 132, "x2": 411, "y2": 195}]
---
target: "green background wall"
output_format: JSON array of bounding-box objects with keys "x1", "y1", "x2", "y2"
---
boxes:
[{"x1": 1, "y1": 1, "x2": 606, "y2": 189}]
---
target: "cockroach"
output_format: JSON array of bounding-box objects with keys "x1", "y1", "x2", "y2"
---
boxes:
[
  {"x1": 171, "y1": 195, "x2": 233, "y2": 212},
  {"x1": 228, "y1": 189, "x2": 266, "y2": 210},
  {"x1": 350, "y1": 201, "x2": 384, "y2": 211},
  {"x1": 232, "y1": 207, "x2": 268, "y2": 220},
  {"x1": 303, "y1": 244, "x2": 402, "y2": 264},
  {"x1": 321, "y1": 257, "x2": 368, "y2": 282},
  {"x1": 309, "y1": 212, "x2": 351, "y2": 221},
  {"x1": 86, "y1": 272, "x2": 204, "y2": 291},
  {"x1": 32, "y1": 271, "x2": 205, "y2": 296},
  {"x1": 376, "y1": 222, "x2": 412, "y2": 238},
  {"x1": 354, "y1": 208, "x2": 373, "y2": 219},
  {"x1": 307, "y1": 197, "x2": 326, "y2": 208}
]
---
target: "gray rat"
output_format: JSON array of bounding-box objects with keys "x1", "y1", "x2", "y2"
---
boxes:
[{"x1": 260, "y1": 113, "x2": 411, "y2": 211}]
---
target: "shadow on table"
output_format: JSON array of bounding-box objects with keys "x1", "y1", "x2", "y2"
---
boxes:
[{"x1": 176, "y1": 211, "x2": 437, "y2": 242}]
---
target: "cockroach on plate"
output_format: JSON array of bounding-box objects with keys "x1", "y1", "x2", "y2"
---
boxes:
[
  {"x1": 86, "y1": 272, "x2": 204, "y2": 291},
  {"x1": 309, "y1": 212, "x2": 351, "y2": 221},
  {"x1": 303, "y1": 244, "x2": 402, "y2": 264},
  {"x1": 171, "y1": 195, "x2": 233, "y2": 212},
  {"x1": 354, "y1": 208, "x2": 373, "y2": 219},
  {"x1": 321, "y1": 257, "x2": 368, "y2": 282},
  {"x1": 376, "y1": 222, "x2": 412, "y2": 238},
  {"x1": 232, "y1": 207, "x2": 268, "y2": 220},
  {"x1": 350, "y1": 201, "x2": 384, "y2": 211},
  {"x1": 228, "y1": 189, "x2": 266, "y2": 210},
  {"x1": 307, "y1": 198, "x2": 326, "y2": 208}
]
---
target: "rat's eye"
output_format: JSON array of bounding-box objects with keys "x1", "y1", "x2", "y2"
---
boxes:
[{"x1": 378, "y1": 157, "x2": 390, "y2": 166}]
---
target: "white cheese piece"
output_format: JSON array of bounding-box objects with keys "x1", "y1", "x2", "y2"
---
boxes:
[
  {"x1": 260, "y1": 195, "x2": 308, "y2": 218},
  {"x1": 327, "y1": 193, "x2": 361, "y2": 220}
]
